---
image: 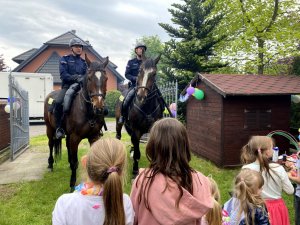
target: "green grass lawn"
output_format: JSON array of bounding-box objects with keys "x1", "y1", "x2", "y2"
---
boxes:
[{"x1": 0, "y1": 132, "x2": 295, "y2": 224}]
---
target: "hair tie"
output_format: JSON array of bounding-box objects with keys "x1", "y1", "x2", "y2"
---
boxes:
[
  {"x1": 257, "y1": 148, "x2": 261, "y2": 154},
  {"x1": 107, "y1": 166, "x2": 119, "y2": 174}
]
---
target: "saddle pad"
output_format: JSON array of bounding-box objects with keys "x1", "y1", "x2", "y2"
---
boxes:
[{"x1": 47, "y1": 97, "x2": 55, "y2": 112}]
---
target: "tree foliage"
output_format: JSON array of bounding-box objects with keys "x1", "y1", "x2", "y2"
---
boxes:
[
  {"x1": 159, "y1": 0, "x2": 227, "y2": 82},
  {"x1": 133, "y1": 35, "x2": 175, "y2": 84},
  {"x1": 0, "y1": 54, "x2": 7, "y2": 71},
  {"x1": 215, "y1": 0, "x2": 300, "y2": 74},
  {"x1": 105, "y1": 90, "x2": 121, "y2": 117}
]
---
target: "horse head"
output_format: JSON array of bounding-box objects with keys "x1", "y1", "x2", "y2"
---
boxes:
[
  {"x1": 84, "y1": 54, "x2": 109, "y2": 114},
  {"x1": 136, "y1": 54, "x2": 161, "y2": 104}
]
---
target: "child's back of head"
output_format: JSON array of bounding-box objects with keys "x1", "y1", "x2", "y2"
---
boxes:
[
  {"x1": 229, "y1": 169, "x2": 267, "y2": 225},
  {"x1": 87, "y1": 138, "x2": 127, "y2": 225},
  {"x1": 205, "y1": 177, "x2": 222, "y2": 225}
]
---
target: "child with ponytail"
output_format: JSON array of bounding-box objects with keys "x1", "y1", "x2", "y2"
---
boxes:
[
  {"x1": 224, "y1": 169, "x2": 270, "y2": 225},
  {"x1": 241, "y1": 136, "x2": 294, "y2": 225},
  {"x1": 52, "y1": 138, "x2": 134, "y2": 225}
]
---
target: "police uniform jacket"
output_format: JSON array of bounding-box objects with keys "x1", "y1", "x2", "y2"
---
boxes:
[
  {"x1": 59, "y1": 54, "x2": 87, "y2": 87},
  {"x1": 125, "y1": 57, "x2": 143, "y2": 87}
]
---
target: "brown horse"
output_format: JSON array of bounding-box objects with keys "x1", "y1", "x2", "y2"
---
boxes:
[
  {"x1": 44, "y1": 55, "x2": 109, "y2": 190},
  {"x1": 116, "y1": 55, "x2": 164, "y2": 176}
]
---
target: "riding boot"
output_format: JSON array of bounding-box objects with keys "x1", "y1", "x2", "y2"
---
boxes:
[
  {"x1": 54, "y1": 103, "x2": 65, "y2": 139},
  {"x1": 118, "y1": 88, "x2": 135, "y2": 124}
]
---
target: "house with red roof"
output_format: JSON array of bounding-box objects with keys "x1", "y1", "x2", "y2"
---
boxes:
[
  {"x1": 186, "y1": 73, "x2": 300, "y2": 166},
  {"x1": 12, "y1": 30, "x2": 124, "y2": 91}
]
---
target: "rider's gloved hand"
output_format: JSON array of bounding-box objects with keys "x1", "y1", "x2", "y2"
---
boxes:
[
  {"x1": 71, "y1": 74, "x2": 80, "y2": 82},
  {"x1": 76, "y1": 75, "x2": 84, "y2": 84}
]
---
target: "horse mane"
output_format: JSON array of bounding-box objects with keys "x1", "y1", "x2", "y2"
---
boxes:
[
  {"x1": 143, "y1": 58, "x2": 156, "y2": 70},
  {"x1": 89, "y1": 61, "x2": 104, "y2": 71}
]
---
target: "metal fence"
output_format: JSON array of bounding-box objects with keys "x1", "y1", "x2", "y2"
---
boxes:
[
  {"x1": 140, "y1": 81, "x2": 178, "y2": 142},
  {"x1": 159, "y1": 80, "x2": 178, "y2": 118},
  {"x1": 8, "y1": 72, "x2": 29, "y2": 160}
]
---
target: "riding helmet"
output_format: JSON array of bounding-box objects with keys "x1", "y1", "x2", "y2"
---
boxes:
[
  {"x1": 135, "y1": 42, "x2": 147, "y2": 51},
  {"x1": 69, "y1": 38, "x2": 83, "y2": 47}
]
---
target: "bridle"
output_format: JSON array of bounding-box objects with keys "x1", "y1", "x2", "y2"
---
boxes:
[{"x1": 81, "y1": 69, "x2": 106, "y2": 106}]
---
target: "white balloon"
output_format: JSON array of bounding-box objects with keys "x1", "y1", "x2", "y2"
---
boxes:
[
  {"x1": 13, "y1": 102, "x2": 20, "y2": 110},
  {"x1": 4, "y1": 104, "x2": 10, "y2": 113},
  {"x1": 291, "y1": 95, "x2": 300, "y2": 104}
]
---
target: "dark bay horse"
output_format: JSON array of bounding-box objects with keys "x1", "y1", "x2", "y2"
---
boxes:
[
  {"x1": 44, "y1": 55, "x2": 109, "y2": 190},
  {"x1": 116, "y1": 55, "x2": 164, "y2": 175}
]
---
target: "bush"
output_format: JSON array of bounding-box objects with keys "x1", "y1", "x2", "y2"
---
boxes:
[{"x1": 105, "y1": 90, "x2": 122, "y2": 117}]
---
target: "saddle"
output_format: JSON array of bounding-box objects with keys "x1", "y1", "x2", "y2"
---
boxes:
[{"x1": 47, "y1": 83, "x2": 80, "y2": 114}]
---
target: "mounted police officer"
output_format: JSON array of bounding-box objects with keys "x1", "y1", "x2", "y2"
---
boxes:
[
  {"x1": 54, "y1": 37, "x2": 87, "y2": 139},
  {"x1": 118, "y1": 42, "x2": 147, "y2": 124}
]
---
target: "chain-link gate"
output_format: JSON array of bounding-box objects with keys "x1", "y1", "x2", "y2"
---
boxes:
[
  {"x1": 8, "y1": 72, "x2": 29, "y2": 160},
  {"x1": 159, "y1": 80, "x2": 178, "y2": 118}
]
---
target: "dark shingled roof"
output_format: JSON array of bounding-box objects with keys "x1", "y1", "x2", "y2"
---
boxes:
[
  {"x1": 36, "y1": 51, "x2": 60, "y2": 84},
  {"x1": 12, "y1": 48, "x2": 38, "y2": 64},
  {"x1": 198, "y1": 73, "x2": 300, "y2": 97},
  {"x1": 12, "y1": 30, "x2": 124, "y2": 82},
  {"x1": 45, "y1": 30, "x2": 91, "y2": 47}
]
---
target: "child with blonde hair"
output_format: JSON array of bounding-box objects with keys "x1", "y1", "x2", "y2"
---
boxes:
[
  {"x1": 52, "y1": 138, "x2": 134, "y2": 225},
  {"x1": 224, "y1": 169, "x2": 270, "y2": 225},
  {"x1": 130, "y1": 118, "x2": 212, "y2": 225},
  {"x1": 241, "y1": 136, "x2": 294, "y2": 225},
  {"x1": 200, "y1": 177, "x2": 223, "y2": 225}
]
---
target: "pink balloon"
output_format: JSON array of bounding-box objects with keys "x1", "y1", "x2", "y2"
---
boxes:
[{"x1": 169, "y1": 103, "x2": 176, "y2": 111}]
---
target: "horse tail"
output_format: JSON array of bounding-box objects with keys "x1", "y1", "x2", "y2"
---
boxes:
[{"x1": 54, "y1": 138, "x2": 62, "y2": 162}]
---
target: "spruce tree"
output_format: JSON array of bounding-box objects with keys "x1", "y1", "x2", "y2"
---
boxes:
[
  {"x1": 159, "y1": 0, "x2": 226, "y2": 79},
  {"x1": 0, "y1": 54, "x2": 7, "y2": 71}
]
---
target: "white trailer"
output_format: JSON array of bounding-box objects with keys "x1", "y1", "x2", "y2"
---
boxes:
[{"x1": 0, "y1": 72, "x2": 53, "y2": 120}]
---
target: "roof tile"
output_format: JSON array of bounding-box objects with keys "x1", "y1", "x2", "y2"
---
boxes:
[{"x1": 199, "y1": 73, "x2": 300, "y2": 96}]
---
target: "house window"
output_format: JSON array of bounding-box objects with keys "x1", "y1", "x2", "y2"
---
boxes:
[{"x1": 244, "y1": 109, "x2": 271, "y2": 130}]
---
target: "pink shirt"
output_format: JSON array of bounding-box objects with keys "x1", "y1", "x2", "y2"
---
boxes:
[{"x1": 130, "y1": 170, "x2": 213, "y2": 225}]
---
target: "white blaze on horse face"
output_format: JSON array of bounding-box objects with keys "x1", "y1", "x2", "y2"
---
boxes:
[
  {"x1": 95, "y1": 71, "x2": 101, "y2": 80},
  {"x1": 141, "y1": 68, "x2": 153, "y2": 88}
]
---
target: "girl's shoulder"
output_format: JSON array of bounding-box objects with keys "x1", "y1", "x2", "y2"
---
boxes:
[{"x1": 242, "y1": 162, "x2": 260, "y2": 171}]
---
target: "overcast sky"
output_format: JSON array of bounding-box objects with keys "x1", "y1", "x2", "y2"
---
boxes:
[{"x1": 0, "y1": 0, "x2": 180, "y2": 76}]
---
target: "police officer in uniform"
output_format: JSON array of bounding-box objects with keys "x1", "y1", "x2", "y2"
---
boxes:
[
  {"x1": 118, "y1": 42, "x2": 147, "y2": 124},
  {"x1": 54, "y1": 37, "x2": 87, "y2": 139}
]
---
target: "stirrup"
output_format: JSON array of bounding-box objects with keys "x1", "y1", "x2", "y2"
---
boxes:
[{"x1": 55, "y1": 128, "x2": 65, "y2": 139}]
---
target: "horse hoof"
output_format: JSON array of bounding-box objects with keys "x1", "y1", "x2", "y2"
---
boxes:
[
  {"x1": 47, "y1": 165, "x2": 53, "y2": 172},
  {"x1": 116, "y1": 135, "x2": 121, "y2": 140}
]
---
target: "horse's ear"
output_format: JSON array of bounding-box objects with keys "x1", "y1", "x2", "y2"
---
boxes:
[
  {"x1": 154, "y1": 54, "x2": 161, "y2": 65},
  {"x1": 103, "y1": 56, "x2": 109, "y2": 68},
  {"x1": 85, "y1": 54, "x2": 91, "y2": 67}
]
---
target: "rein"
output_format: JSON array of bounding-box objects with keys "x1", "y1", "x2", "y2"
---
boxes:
[{"x1": 133, "y1": 83, "x2": 162, "y2": 118}]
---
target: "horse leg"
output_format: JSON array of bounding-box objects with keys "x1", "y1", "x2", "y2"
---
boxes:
[
  {"x1": 68, "y1": 135, "x2": 81, "y2": 192},
  {"x1": 115, "y1": 118, "x2": 123, "y2": 140},
  {"x1": 131, "y1": 133, "x2": 141, "y2": 177},
  {"x1": 47, "y1": 126, "x2": 55, "y2": 171},
  {"x1": 47, "y1": 138, "x2": 54, "y2": 171}
]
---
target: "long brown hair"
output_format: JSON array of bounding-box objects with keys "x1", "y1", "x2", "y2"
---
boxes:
[
  {"x1": 240, "y1": 136, "x2": 277, "y2": 181},
  {"x1": 87, "y1": 138, "x2": 127, "y2": 225},
  {"x1": 137, "y1": 118, "x2": 195, "y2": 210}
]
